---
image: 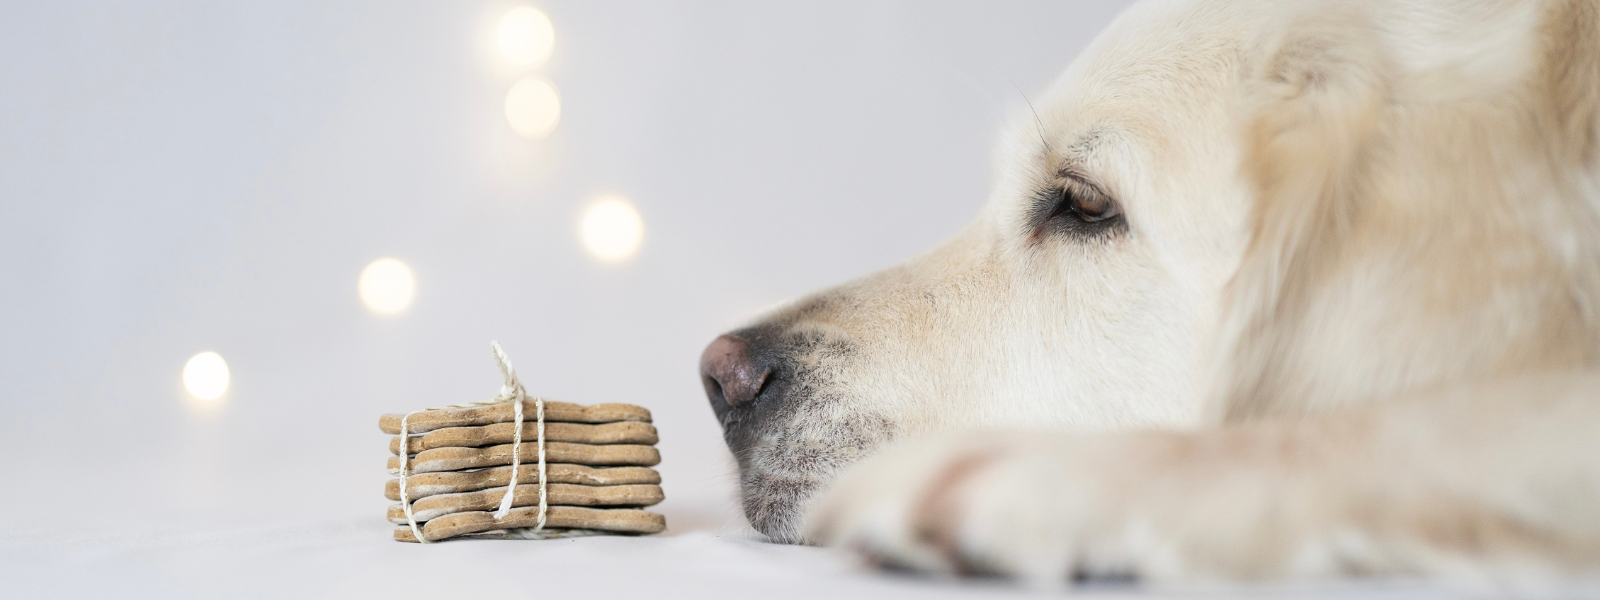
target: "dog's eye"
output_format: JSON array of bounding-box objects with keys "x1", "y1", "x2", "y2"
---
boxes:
[
  {"x1": 1034, "y1": 178, "x2": 1123, "y2": 237},
  {"x1": 1062, "y1": 185, "x2": 1118, "y2": 222}
]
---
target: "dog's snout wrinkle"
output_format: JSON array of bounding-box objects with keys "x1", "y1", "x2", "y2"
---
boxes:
[{"x1": 700, "y1": 334, "x2": 772, "y2": 411}]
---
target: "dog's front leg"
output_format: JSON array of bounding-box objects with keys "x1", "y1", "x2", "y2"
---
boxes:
[{"x1": 804, "y1": 373, "x2": 1600, "y2": 589}]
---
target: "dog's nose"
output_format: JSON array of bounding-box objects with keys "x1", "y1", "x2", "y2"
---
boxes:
[{"x1": 701, "y1": 334, "x2": 771, "y2": 413}]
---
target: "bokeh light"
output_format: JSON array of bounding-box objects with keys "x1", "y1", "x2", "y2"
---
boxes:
[
  {"x1": 497, "y1": 7, "x2": 554, "y2": 67},
  {"x1": 505, "y1": 78, "x2": 561, "y2": 138},
  {"x1": 359, "y1": 258, "x2": 416, "y2": 315},
  {"x1": 183, "y1": 351, "x2": 230, "y2": 401},
  {"x1": 579, "y1": 195, "x2": 645, "y2": 263}
]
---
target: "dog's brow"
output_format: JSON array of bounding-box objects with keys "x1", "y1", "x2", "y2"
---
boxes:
[
  {"x1": 1062, "y1": 129, "x2": 1107, "y2": 163},
  {"x1": 1051, "y1": 129, "x2": 1109, "y2": 181}
]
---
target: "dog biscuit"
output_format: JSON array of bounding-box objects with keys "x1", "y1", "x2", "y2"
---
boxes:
[
  {"x1": 386, "y1": 483, "x2": 664, "y2": 523},
  {"x1": 387, "y1": 441, "x2": 659, "y2": 473},
  {"x1": 385, "y1": 464, "x2": 661, "y2": 501},
  {"x1": 380, "y1": 401, "x2": 650, "y2": 435},
  {"x1": 389, "y1": 420, "x2": 658, "y2": 455},
  {"x1": 394, "y1": 506, "x2": 667, "y2": 542}
]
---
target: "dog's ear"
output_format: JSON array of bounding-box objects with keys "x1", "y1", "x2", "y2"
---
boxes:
[
  {"x1": 1212, "y1": 1, "x2": 1600, "y2": 422},
  {"x1": 1537, "y1": 1, "x2": 1600, "y2": 166},
  {"x1": 1209, "y1": 10, "x2": 1396, "y2": 421}
]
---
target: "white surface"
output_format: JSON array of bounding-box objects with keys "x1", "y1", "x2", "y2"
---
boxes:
[
  {"x1": 1, "y1": 516, "x2": 1464, "y2": 599},
  {"x1": 0, "y1": 1, "x2": 1474, "y2": 597}
]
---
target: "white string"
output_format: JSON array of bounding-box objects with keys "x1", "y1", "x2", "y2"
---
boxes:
[
  {"x1": 395, "y1": 342, "x2": 547, "y2": 543},
  {"x1": 492, "y1": 342, "x2": 549, "y2": 530},
  {"x1": 491, "y1": 342, "x2": 525, "y2": 520},
  {"x1": 397, "y1": 411, "x2": 427, "y2": 543},
  {"x1": 535, "y1": 388, "x2": 548, "y2": 529}
]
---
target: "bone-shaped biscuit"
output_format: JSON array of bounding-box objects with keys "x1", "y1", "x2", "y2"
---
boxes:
[
  {"x1": 379, "y1": 401, "x2": 650, "y2": 435},
  {"x1": 389, "y1": 421, "x2": 657, "y2": 455},
  {"x1": 387, "y1": 441, "x2": 659, "y2": 473},
  {"x1": 394, "y1": 506, "x2": 666, "y2": 542},
  {"x1": 387, "y1": 483, "x2": 664, "y2": 523},
  {"x1": 385, "y1": 464, "x2": 660, "y2": 501}
]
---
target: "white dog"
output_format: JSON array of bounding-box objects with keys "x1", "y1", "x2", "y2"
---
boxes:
[{"x1": 699, "y1": 0, "x2": 1600, "y2": 590}]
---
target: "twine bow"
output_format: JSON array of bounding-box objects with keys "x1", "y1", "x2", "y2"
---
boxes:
[{"x1": 396, "y1": 342, "x2": 547, "y2": 543}]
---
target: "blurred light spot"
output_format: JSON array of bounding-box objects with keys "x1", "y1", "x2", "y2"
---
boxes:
[
  {"x1": 506, "y1": 78, "x2": 561, "y2": 138},
  {"x1": 497, "y1": 7, "x2": 554, "y2": 67},
  {"x1": 579, "y1": 195, "x2": 645, "y2": 263},
  {"x1": 360, "y1": 258, "x2": 416, "y2": 315},
  {"x1": 183, "y1": 352, "x2": 230, "y2": 401}
]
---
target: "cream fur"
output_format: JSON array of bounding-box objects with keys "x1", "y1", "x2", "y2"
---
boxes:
[{"x1": 711, "y1": 0, "x2": 1600, "y2": 591}]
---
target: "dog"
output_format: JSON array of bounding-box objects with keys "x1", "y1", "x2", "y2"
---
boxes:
[{"x1": 699, "y1": 0, "x2": 1600, "y2": 589}]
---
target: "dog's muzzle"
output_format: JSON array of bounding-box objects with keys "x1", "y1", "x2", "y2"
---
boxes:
[
  {"x1": 698, "y1": 325, "x2": 817, "y2": 541},
  {"x1": 699, "y1": 325, "x2": 805, "y2": 459},
  {"x1": 699, "y1": 316, "x2": 894, "y2": 543}
]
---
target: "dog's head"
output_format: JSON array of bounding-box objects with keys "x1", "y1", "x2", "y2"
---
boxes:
[
  {"x1": 700, "y1": 1, "x2": 1257, "y2": 542},
  {"x1": 700, "y1": 0, "x2": 1600, "y2": 543}
]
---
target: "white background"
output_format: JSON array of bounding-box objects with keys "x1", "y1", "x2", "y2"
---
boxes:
[{"x1": 0, "y1": 0, "x2": 1127, "y2": 534}]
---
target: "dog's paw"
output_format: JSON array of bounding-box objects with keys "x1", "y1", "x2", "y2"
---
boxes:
[{"x1": 803, "y1": 429, "x2": 1300, "y2": 587}]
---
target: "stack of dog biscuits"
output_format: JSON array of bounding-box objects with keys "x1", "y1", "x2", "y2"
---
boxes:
[{"x1": 381, "y1": 400, "x2": 667, "y2": 542}]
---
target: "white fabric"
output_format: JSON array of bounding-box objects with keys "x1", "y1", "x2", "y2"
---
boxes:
[{"x1": 0, "y1": 514, "x2": 1467, "y2": 599}]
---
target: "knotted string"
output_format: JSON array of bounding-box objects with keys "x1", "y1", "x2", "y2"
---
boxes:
[
  {"x1": 490, "y1": 341, "x2": 547, "y2": 530},
  {"x1": 397, "y1": 411, "x2": 425, "y2": 543},
  {"x1": 395, "y1": 342, "x2": 547, "y2": 543},
  {"x1": 492, "y1": 342, "x2": 525, "y2": 519}
]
